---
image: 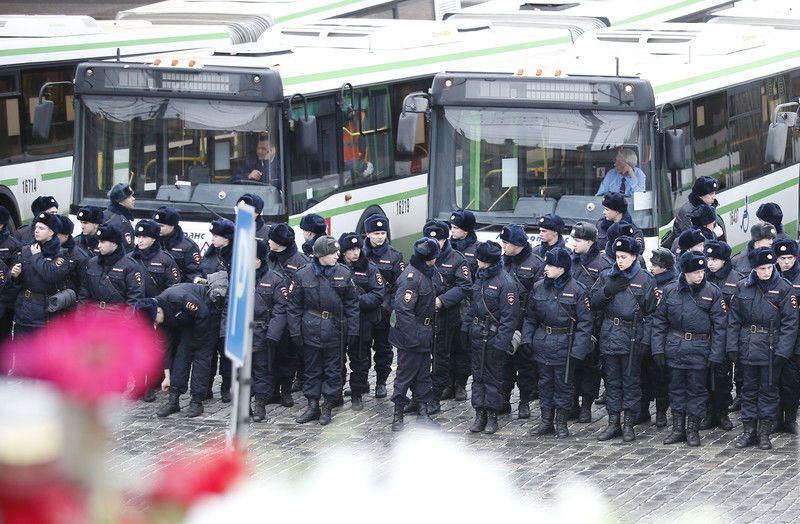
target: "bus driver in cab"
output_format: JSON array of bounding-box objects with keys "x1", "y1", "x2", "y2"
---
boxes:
[
  {"x1": 234, "y1": 132, "x2": 282, "y2": 191},
  {"x1": 595, "y1": 148, "x2": 646, "y2": 197}
]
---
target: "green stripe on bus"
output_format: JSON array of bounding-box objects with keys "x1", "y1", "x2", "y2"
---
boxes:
[
  {"x1": 41, "y1": 170, "x2": 72, "y2": 182},
  {"x1": 654, "y1": 49, "x2": 800, "y2": 94},
  {"x1": 275, "y1": 0, "x2": 367, "y2": 23},
  {"x1": 0, "y1": 179, "x2": 18, "y2": 187},
  {"x1": 615, "y1": 0, "x2": 715, "y2": 26},
  {"x1": 716, "y1": 177, "x2": 799, "y2": 215},
  {"x1": 0, "y1": 32, "x2": 230, "y2": 58},
  {"x1": 282, "y1": 36, "x2": 572, "y2": 86},
  {"x1": 288, "y1": 185, "x2": 427, "y2": 226}
]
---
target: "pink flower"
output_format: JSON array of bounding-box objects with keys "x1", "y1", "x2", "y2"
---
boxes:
[{"x1": 6, "y1": 306, "x2": 163, "y2": 406}]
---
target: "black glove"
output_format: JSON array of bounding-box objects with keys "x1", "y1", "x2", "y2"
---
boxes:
[
  {"x1": 726, "y1": 351, "x2": 738, "y2": 364},
  {"x1": 348, "y1": 335, "x2": 360, "y2": 349},
  {"x1": 291, "y1": 336, "x2": 304, "y2": 350},
  {"x1": 460, "y1": 331, "x2": 470, "y2": 349},
  {"x1": 653, "y1": 353, "x2": 665, "y2": 370},
  {"x1": 518, "y1": 343, "x2": 532, "y2": 359},
  {"x1": 604, "y1": 274, "x2": 629, "y2": 296}
]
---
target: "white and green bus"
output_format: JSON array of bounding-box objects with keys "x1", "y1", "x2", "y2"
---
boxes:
[
  {"x1": 54, "y1": 18, "x2": 586, "y2": 253},
  {"x1": 0, "y1": 15, "x2": 231, "y2": 227},
  {"x1": 403, "y1": 21, "x2": 800, "y2": 256}
]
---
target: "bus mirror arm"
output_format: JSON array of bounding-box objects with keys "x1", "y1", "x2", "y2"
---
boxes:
[
  {"x1": 657, "y1": 102, "x2": 685, "y2": 172},
  {"x1": 288, "y1": 93, "x2": 318, "y2": 156},
  {"x1": 396, "y1": 92, "x2": 429, "y2": 156},
  {"x1": 32, "y1": 80, "x2": 74, "y2": 141},
  {"x1": 765, "y1": 101, "x2": 800, "y2": 165}
]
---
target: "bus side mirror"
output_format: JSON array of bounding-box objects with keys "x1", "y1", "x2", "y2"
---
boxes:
[
  {"x1": 765, "y1": 101, "x2": 799, "y2": 165},
  {"x1": 396, "y1": 92, "x2": 429, "y2": 156},
  {"x1": 32, "y1": 99, "x2": 54, "y2": 140},
  {"x1": 663, "y1": 128, "x2": 685, "y2": 171},
  {"x1": 289, "y1": 92, "x2": 318, "y2": 156}
]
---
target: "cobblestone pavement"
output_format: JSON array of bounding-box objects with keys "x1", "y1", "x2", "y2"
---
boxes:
[{"x1": 110, "y1": 369, "x2": 800, "y2": 523}]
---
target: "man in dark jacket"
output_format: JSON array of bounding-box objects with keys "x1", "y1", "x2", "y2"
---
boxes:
[
  {"x1": 596, "y1": 192, "x2": 643, "y2": 251},
  {"x1": 756, "y1": 202, "x2": 790, "y2": 241},
  {"x1": 15, "y1": 196, "x2": 59, "y2": 246},
  {"x1": 299, "y1": 213, "x2": 327, "y2": 257},
  {"x1": 773, "y1": 238, "x2": 800, "y2": 434},
  {"x1": 0, "y1": 206, "x2": 20, "y2": 340},
  {"x1": 730, "y1": 222, "x2": 776, "y2": 276},
  {"x1": 75, "y1": 206, "x2": 104, "y2": 259},
  {"x1": 450, "y1": 208, "x2": 481, "y2": 275},
  {"x1": 237, "y1": 193, "x2": 272, "y2": 242},
  {"x1": 78, "y1": 224, "x2": 145, "y2": 307},
  {"x1": 55, "y1": 215, "x2": 89, "y2": 294},
  {"x1": 131, "y1": 219, "x2": 181, "y2": 298},
  {"x1": 673, "y1": 176, "x2": 718, "y2": 239},
  {"x1": 536, "y1": 213, "x2": 566, "y2": 258},
  {"x1": 103, "y1": 183, "x2": 136, "y2": 252},
  {"x1": 155, "y1": 207, "x2": 202, "y2": 283}
]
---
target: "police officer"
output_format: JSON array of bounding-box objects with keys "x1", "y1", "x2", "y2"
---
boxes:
[
  {"x1": 363, "y1": 214, "x2": 404, "y2": 399},
  {"x1": 536, "y1": 214, "x2": 566, "y2": 258},
  {"x1": 728, "y1": 247, "x2": 797, "y2": 450},
  {"x1": 75, "y1": 206, "x2": 104, "y2": 258},
  {"x1": 390, "y1": 238, "x2": 444, "y2": 432},
  {"x1": 288, "y1": 236, "x2": 359, "y2": 426},
  {"x1": 596, "y1": 193, "x2": 643, "y2": 251},
  {"x1": 148, "y1": 283, "x2": 220, "y2": 418},
  {"x1": 154, "y1": 207, "x2": 202, "y2": 283},
  {"x1": 500, "y1": 223, "x2": 543, "y2": 418},
  {"x1": 730, "y1": 222, "x2": 776, "y2": 276},
  {"x1": 673, "y1": 228, "x2": 706, "y2": 257},
  {"x1": 237, "y1": 194, "x2": 272, "y2": 242},
  {"x1": 131, "y1": 219, "x2": 181, "y2": 298},
  {"x1": 640, "y1": 247, "x2": 677, "y2": 427},
  {"x1": 103, "y1": 183, "x2": 136, "y2": 252},
  {"x1": 462, "y1": 241, "x2": 518, "y2": 434},
  {"x1": 78, "y1": 224, "x2": 145, "y2": 307},
  {"x1": 773, "y1": 238, "x2": 800, "y2": 434},
  {"x1": 15, "y1": 196, "x2": 58, "y2": 246},
  {"x1": 450, "y1": 209, "x2": 481, "y2": 275},
  {"x1": 756, "y1": 203, "x2": 790, "y2": 241},
  {"x1": 652, "y1": 251, "x2": 727, "y2": 447},
  {"x1": 55, "y1": 215, "x2": 89, "y2": 294},
  {"x1": 0, "y1": 206, "x2": 20, "y2": 340},
  {"x1": 673, "y1": 176, "x2": 718, "y2": 239},
  {"x1": 570, "y1": 222, "x2": 611, "y2": 422},
  {"x1": 339, "y1": 232, "x2": 384, "y2": 410},
  {"x1": 591, "y1": 236, "x2": 657, "y2": 442},
  {"x1": 603, "y1": 222, "x2": 647, "y2": 269},
  {"x1": 704, "y1": 240, "x2": 737, "y2": 429},
  {"x1": 691, "y1": 204, "x2": 720, "y2": 240},
  {"x1": 522, "y1": 247, "x2": 592, "y2": 438},
  {"x1": 9, "y1": 213, "x2": 70, "y2": 336},
  {"x1": 299, "y1": 213, "x2": 327, "y2": 257}
]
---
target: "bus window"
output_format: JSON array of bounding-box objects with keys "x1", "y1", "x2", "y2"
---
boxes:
[
  {"x1": 392, "y1": 80, "x2": 431, "y2": 178},
  {"x1": 22, "y1": 67, "x2": 74, "y2": 157},
  {"x1": 0, "y1": 97, "x2": 22, "y2": 162},
  {"x1": 728, "y1": 82, "x2": 763, "y2": 183},
  {"x1": 692, "y1": 92, "x2": 729, "y2": 188},
  {"x1": 345, "y1": 87, "x2": 392, "y2": 187}
]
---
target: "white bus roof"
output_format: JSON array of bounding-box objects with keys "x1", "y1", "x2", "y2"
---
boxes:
[
  {"x1": 0, "y1": 15, "x2": 230, "y2": 67},
  {"x1": 116, "y1": 18, "x2": 576, "y2": 95},
  {"x1": 449, "y1": 0, "x2": 735, "y2": 26},
  {"x1": 707, "y1": 0, "x2": 800, "y2": 29}
]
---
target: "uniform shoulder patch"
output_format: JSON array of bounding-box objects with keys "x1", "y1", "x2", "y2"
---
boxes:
[
  {"x1": 192, "y1": 252, "x2": 201, "y2": 264},
  {"x1": 461, "y1": 265, "x2": 470, "y2": 278},
  {"x1": 720, "y1": 299, "x2": 728, "y2": 313},
  {"x1": 376, "y1": 272, "x2": 384, "y2": 286},
  {"x1": 171, "y1": 267, "x2": 179, "y2": 279},
  {"x1": 134, "y1": 272, "x2": 143, "y2": 285},
  {"x1": 655, "y1": 288, "x2": 663, "y2": 306},
  {"x1": 124, "y1": 233, "x2": 133, "y2": 245},
  {"x1": 403, "y1": 290, "x2": 413, "y2": 303},
  {"x1": 792, "y1": 296, "x2": 798, "y2": 310},
  {"x1": 507, "y1": 292, "x2": 515, "y2": 305},
  {"x1": 281, "y1": 287, "x2": 288, "y2": 299},
  {"x1": 407, "y1": 272, "x2": 414, "y2": 280},
  {"x1": 584, "y1": 297, "x2": 591, "y2": 311},
  {"x1": 185, "y1": 301, "x2": 199, "y2": 312},
  {"x1": 399, "y1": 262, "x2": 405, "y2": 272},
  {"x1": 54, "y1": 257, "x2": 65, "y2": 267}
]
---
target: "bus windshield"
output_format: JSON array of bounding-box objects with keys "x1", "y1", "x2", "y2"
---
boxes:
[
  {"x1": 80, "y1": 95, "x2": 283, "y2": 216},
  {"x1": 430, "y1": 107, "x2": 652, "y2": 229}
]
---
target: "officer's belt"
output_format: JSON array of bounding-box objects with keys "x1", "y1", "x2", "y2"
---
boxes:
[
  {"x1": 473, "y1": 317, "x2": 498, "y2": 333},
  {"x1": 747, "y1": 324, "x2": 771, "y2": 334},
  {"x1": 540, "y1": 324, "x2": 571, "y2": 335},
  {"x1": 605, "y1": 316, "x2": 633, "y2": 327},
  {"x1": 22, "y1": 289, "x2": 47, "y2": 300},
  {"x1": 669, "y1": 329, "x2": 709, "y2": 341},
  {"x1": 308, "y1": 309, "x2": 339, "y2": 320}
]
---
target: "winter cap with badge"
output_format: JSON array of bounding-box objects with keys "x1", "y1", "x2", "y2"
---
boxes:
[
  {"x1": 31, "y1": 196, "x2": 58, "y2": 215},
  {"x1": 34, "y1": 212, "x2": 61, "y2": 235},
  {"x1": 650, "y1": 247, "x2": 675, "y2": 270},
  {"x1": 538, "y1": 213, "x2": 564, "y2": 233},
  {"x1": 299, "y1": 213, "x2": 327, "y2": 236},
  {"x1": 602, "y1": 192, "x2": 627, "y2": 215},
  {"x1": 256, "y1": 240, "x2": 269, "y2": 264},
  {"x1": 773, "y1": 238, "x2": 798, "y2": 257},
  {"x1": 312, "y1": 235, "x2": 339, "y2": 258},
  {"x1": 423, "y1": 219, "x2": 449, "y2": 240},
  {"x1": 413, "y1": 237, "x2": 440, "y2": 262},
  {"x1": 449, "y1": 209, "x2": 476, "y2": 232},
  {"x1": 237, "y1": 193, "x2": 264, "y2": 215},
  {"x1": 692, "y1": 176, "x2": 718, "y2": 198},
  {"x1": 108, "y1": 183, "x2": 134, "y2": 203},
  {"x1": 750, "y1": 222, "x2": 777, "y2": 242},
  {"x1": 268, "y1": 223, "x2": 295, "y2": 247},
  {"x1": 748, "y1": 247, "x2": 776, "y2": 268},
  {"x1": 209, "y1": 218, "x2": 235, "y2": 241},
  {"x1": 606, "y1": 222, "x2": 636, "y2": 245},
  {"x1": 153, "y1": 207, "x2": 180, "y2": 227},
  {"x1": 756, "y1": 202, "x2": 783, "y2": 229},
  {"x1": 704, "y1": 240, "x2": 731, "y2": 261},
  {"x1": 500, "y1": 224, "x2": 528, "y2": 247},
  {"x1": 56, "y1": 215, "x2": 74, "y2": 237},
  {"x1": 476, "y1": 240, "x2": 502, "y2": 264},
  {"x1": 364, "y1": 215, "x2": 389, "y2": 233},
  {"x1": 690, "y1": 204, "x2": 717, "y2": 227},
  {"x1": 338, "y1": 232, "x2": 362, "y2": 252},
  {"x1": 613, "y1": 235, "x2": 641, "y2": 256},
  {"x1": 544, "y1": 247, "x2": 571, "y2": 270},
  {"x1": 679, "y1": 251, "x2": 708, "y2": 273},
  {"x1": 571, "y1": 221, "x2": 597, "y2": 242},
  {"x1": 135, "y1": 219, "x2": 161, "y2": 239},
  {"x1": 133, "y1": 298, "x2": 159, "y2": 324},
  {"x1": 77, "y1": 206, "x2": 104, "y2": 225},
  {"x1": 96, "y1": 224, "x2": 123, "y2": 245},
  {"x1": 678, "y1": 228, "x2": 706, "y2": 252}
]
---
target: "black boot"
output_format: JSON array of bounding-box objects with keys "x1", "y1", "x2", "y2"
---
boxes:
[
  {"x1": 319, "y1": 397, "x2": 334, "y2": 426},
  {"x1": 717, "y1": 409, "x2": 734, "y2": 431},
  {"x1": 734, "y1": 420, "x2": 757, "y2": 448},
  {"x1": 622, "y1": 411, "x2": 636, "y2": 442},
  {"x1": 185, "y1": 396, "x2": 204, "y2": 418},
  {"x1": 757, "y1": 418, "x2": 773, "y2": 450},
  {"x1": 784, "y1": 407, "x2": 798, "y2": 435},
  {"x1": 252, "y1": 395, "x2": 267, "y2": 422},
  {"x1": 143, "y1": 387, "x2": 158, "y2": 403},
  {"x1": 499, "y1": 400, "x2": 512, "y2": 415},
  {"x1": 426, "y1": 399, "x2": 441, "y2": 415},
  {"x1": 295, "y1": 398, "x2": 321, "y2": 424},
  {"x1": 663, "y1": 412, "x2": 686, "y2": 445},
  {"x1": 454, "y1": 381, "x2": 468, "y2": 402},
  {"x1": 595, "y1": 391, "x2": 606, "y2": 405},
  {"x1": 440, "y1": 385, "x2": 455, "y2": 400},
  {"x1": 404, "y1": 401, "x2": 420, "y2": 414},
  {"x1": 555, "y1": 409, "x2": 570, "y2": 438},
  {"x1": 469, "y1": 409, "x2": 488, "y2": 433},
  {"x1": 597, "y1": 411, "x2": 621, "y2": 441},
  {"x1": 267, "y1": 387, "x2": 281, "y2": 405},
  {"x1": 391, "y1": 403, "x2": 404, "y2": 432},
  {"x1": 655, "y1": 398, "x2": 668, "y2": 428},
  {"x1": 567, "y1": 397, "x2": 580, "y2": 421},
  {"x1": 375, "y1": 381, "x2": 388, "y2": 399},
  {"x1": 351, "y1": 394, "x2": 364, "y2": 411},
  {"x1": 578, "y1": 397, "x2": 593, "y2": 423},
  {"x1": 686, "y1": 415, "x2": 701, "y2": 447},
  {"x1": 280, "y1": 381, "x2": 294, "y2": 407},
  {"x1": 417, "y1": 403, "x2": 439, "y2": 427},
  {"x1": 220, "y1": 386, "x2": 232, "y2": 404},
  {"x1": 484, "y1": 410, "x2": 499, "y2": 434},
  {"x1": 634, "y1": 400, "x2": 651, "y2": 425},
  {"x1": 699, "y1": 401, "x2": 716, "y2": 430},
  {"x1": 531, "y1": 408, "x2": 554, "y2": 436},
  {"x1": 157, "y1": 390, "x2": 181, "y2": 418},
  {"x1": 518, "y1": 394, "x2": 531, "y2": 419}
]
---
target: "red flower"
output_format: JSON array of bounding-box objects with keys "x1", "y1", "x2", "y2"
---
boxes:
[
  {"x1": 6, "y1": 306, "x2": 163, "y2": 406},
  {"x1": 0, "y1": 467, "x2": 86, "y2": 524},
  {"x1": 148, "y1": 444, "x2": 246, "y2": 507}
]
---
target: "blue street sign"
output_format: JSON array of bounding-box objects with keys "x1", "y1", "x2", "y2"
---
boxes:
[{"x1": 225, "y1": 202, "x2": 256, "y2": 366}]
